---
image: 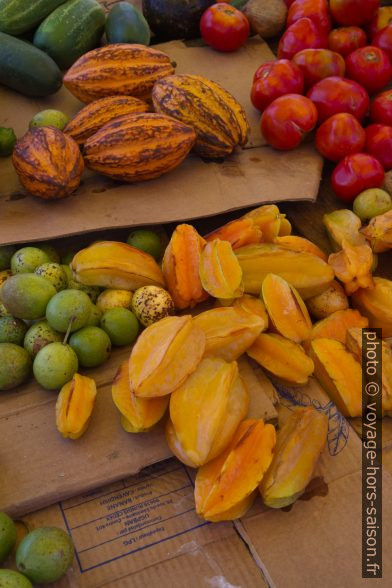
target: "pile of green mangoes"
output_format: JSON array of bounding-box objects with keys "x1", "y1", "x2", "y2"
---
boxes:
[
  {"x1": 0, "y1": 229, "x2": 165, "y2": 392},
  {"x1": 0, "y1": 511, "x2": 73, "y2": 585}
]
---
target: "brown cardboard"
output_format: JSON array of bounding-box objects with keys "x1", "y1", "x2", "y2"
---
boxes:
[{"x1": 0, "y1": 37, "x2": 323, "y2": 246}]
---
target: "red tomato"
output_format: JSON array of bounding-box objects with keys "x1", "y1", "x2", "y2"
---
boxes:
[
  {"x1": 261, "y1": 94, "x2": 318, "y2": 150},
  {"x1": 251, "y1": 60, "x2": 304, "y2": 112},
  {"x1": 292, "y1": 49, "x2": 345, "y2": 89},
  {"x1": 345, "y1": 46, "x2": 392, "y2": 94},
  {"x1": 328, "y1": 27, "x2": 367, "y2": 57},
  {"x1": 284, "y1": 0, "x2": 296, "y2": 6},
  {"x1": 331, "y1": 152, "x2": 385, "y2": 202},
  {"x1": 365, "y1": 123, "x2": 392, "y2": 170},
  {"x1": 370, "y1": 89, "x2": 392, "y2": 125},
  {"x1": 200, "y1": 3, "x2": 250, "y2": 52},
  {"x1": 307, "y1": 76, "x2": 369, "y2": 122},
  {"x1": 287, "y1": 0, "x2": 331, "y2": 34},
  {"x1": 278, "y1": 18, "x2": 328, "y2": 60},
  {"x1": 373, "y1": 25, "x2": 392, "y2": 61},
  {"x1": 329, "y1": 0, "x2": 379, "y2": 27},
  {"x1": 368, "y1": 6, "x2": 392, "y2": 38},
  {"x1": 315, "y1": 113, "x2": 366, "y2": 161}
]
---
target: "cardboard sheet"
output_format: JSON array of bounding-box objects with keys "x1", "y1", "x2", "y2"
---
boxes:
[{"x1": 0, "y1": 38, "x2": 323, "y2": 246}]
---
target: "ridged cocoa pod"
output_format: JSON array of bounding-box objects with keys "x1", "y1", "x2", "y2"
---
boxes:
[
  {"x1": 247, "y1": 332, "x2": 314, "y2": 385},
  {"x1": 129, "y1": 315, "x2": 205, "y2": 398},
  {"x1": 152, "y1": 74, "x2": 249, "y2": 159},
  {"x1": 162, "y1": 224, "x2": 208, "y2": 309},
  {"x1": 352, "y1": 277, "x2": 392, "y2": 337},
  {"x1": 84, "y1": 113, "x2": 196, "y2": 182},
  {"x1": 64, "y1": 44, "x2": 175, "y2": 103},
  {"x1": 361, "y1": 210, "x2": 392, "y2": 253},
  {"x1": 56, "y1": 374, "x2": 97, "y2": 439},
  {"x1": 112, "y1": 362, "x2": 169, "y2": 433},
  {"x1": 12, "y1": 127, "x2": 84, "y2": 200},
  {"x1": 262, "y1": 273, "x2": 312, "y2": 343},
  {"x1": 71, "y1": 241, "x2": 165, "y2": 290},
  {"x1": 193, "y1": 306, "x2": 266, "y2": 361},
  {"x1": 310, "y1": 338, "x2": 363, "y2": 417},
  {"x1": 199, "y1": 239, "x2": 244, "y2": 299},
  {"x1": 195, "y1": 419, "x2": 276, "y2": 521},
  {"x1": 64, "y1": 96, "x2": 149, "y2": 144},
  {"x1": 260, "y1": 407, "x2": 328, "y2": 509},
  {"x1": 235, "y1": 243, "x2": 334, "y2": 300},
  {"x1": 306, "y1": 280, "x2": 349, "y2": 319},
  {"x1": 309, "y1": 309, "x2": 368, "y2": 344},
  {"x1": 166, "y1": 357, "x2": 249, "y2": 467}
]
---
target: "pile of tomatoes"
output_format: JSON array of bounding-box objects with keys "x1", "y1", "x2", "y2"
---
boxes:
[{"x1": 200, "y1": 1, "x2": 392, "y2": 203}]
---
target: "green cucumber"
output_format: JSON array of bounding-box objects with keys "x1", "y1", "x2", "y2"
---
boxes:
[
  {"x1": 0, "y1": 32, "x2": 62, "y2": 97},
  {"x1": 0, "y1": 0, "x2": 66, "y2": 35},
  {"x1": 33, "y1": 0, "x2": 105, "y2": 70},
  {"x1": 106, "y1": 2, "x2": 150, "y2": 45}
]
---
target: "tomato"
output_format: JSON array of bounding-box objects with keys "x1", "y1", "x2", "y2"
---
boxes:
[
  {"x1": 287, "y1": 0, "x2": 331, "y2": 34},
  {"x1": 370, "y1": 89, "x2": 392, "y2": 125},
  {"x1": 200, "y1": 3, "x2": 250, "y2": 52},
  {"x1": 345, "y1": 46, "x2": 392, "y2": 94},
  {"x1": 315, "y1": 113, "x2": 366, "y2": 161},
  {"x1": 368, "y1": 6, "x2": 392, "y2": 39},
  {"x1": 329, "y1": 0, "x2": 379, "y2": 27},
  {"x1": 278, "y1": 18, "x2": 328, "y2": 60},
  {"x1": 292, "y1": 49, "x2": 345, "y2": 89},
  {"x1": 261, "y1": 94, "x2": 318, "y2": 150},
  {"x1": 365, "y1": 123, "x2": 392, "y2": 170},
  {"x1": 373, "y1": 25, "x2": 392, "y2": 61},
  {"x1": 307, "y1": 76, "x2": 369, "y2": 122},
  {"x1": 284, "y1": 0, "x2": 296, "y2": 6},
  {"x1": 331, "y1": 152, "x2": 385, "y2": 202},
  {"x1": 251, "y1": 60, "x2": 304, "y2": 112},
  {"x1": 328, "y1": 26, "x2": 367, "y2": 57}
]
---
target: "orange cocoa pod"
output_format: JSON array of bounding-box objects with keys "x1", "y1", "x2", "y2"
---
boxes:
[
  {"x1": 199, "y1": 239, "x2": 243, "y2": 299},
  {"x1": 129, "y1": 315, "x2": 205, "y2": 397},
  {"x1": 328, "y1": 239, "x2": 374, "y2": 295},
  {"x1": 306, "y1": 280, "x2": 349, "y2": 319},
  {"x1": 112, "y1": 362, "x2": 168, "y2": 432},
  {"x1": 56, "y1": 374, "x2": 97, "y2": 439},
  {"x1": 195, "y1": 419, "x2": 276, "y2": 522},
  {"x1": 162, "y1": 224, "x2": 208, "y2": 309},
  {"x1": 232, "y1": 294, "x2": 269, "y2": 326},
  {"x1": 193, "y1": 306, "x2": 266, "y2": 361},
  {"x1": 274, "y1": 235, "x2": 328, "y2": 261},
  {"x1": 309, "y1": 308, "x2": 368, "y2": 344},
  {"x1": 204, "y1": 218, "x2": 263, "y2": 249},
  {"x1": 243, "y1": 205, "x2": 282, "y2": 242},
  {"x1": 352, "y1": 277, "x2": 392, "y2": 337},
  {"x1": 84, "y1": 113, "x2": 196, "y2": 183},
  {"x1": 166, "y1": 357, "x2": 249, "y2": 467},
  {"x1": 247, "y1": 333, "x2": 314, "y2": 385},
  {"x1": 262, "y1": 273, "x2": 312, "y2": 343},
  {"x1": 64, "y1": 96, "x2": 149, "y2": 144},
  {"x1": 12, "y1": 127, "x2": 84, "y2": 200},
  {"x1": 64, "y1": 44, "x2": 175, "y2": 103},
  {"x1": 310, "y1": 338, "x2": 363, "y2": 417},
  {"x1": 260, "y1": 407, "x2": 328, "y2": 508},
  {"x1": 360, "y1": 210, "x2": 392, "y2": 253}
]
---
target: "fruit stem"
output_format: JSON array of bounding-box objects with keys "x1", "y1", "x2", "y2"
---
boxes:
[{"x1": 63, "y1": 317, "x2": 75, "y2": 344}]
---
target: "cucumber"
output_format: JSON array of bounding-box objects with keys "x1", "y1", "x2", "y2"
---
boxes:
[
  {"x1": 0, "y1": 0, "x2": 66, "y2": 35},
  {"x1": 106, "y1": 2, "x2": 150, "y2": 46},
  {"x1": 33, "y1": 0, "x2": 105, "y2": 70},
  {"x1": 0, "y1": 32, "x2": 62, "y2": 97}
]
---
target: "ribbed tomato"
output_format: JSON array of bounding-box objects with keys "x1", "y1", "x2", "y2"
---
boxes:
[
  {"x1": 261, "y1": 94, "x2": 318, "y2": 150},
  {"x1": 368, "y1": 6, "x2": 392, "y2": 38},
  {"x1": 328, "y1": 26, "x2": 367, "y2": 57},
  {"x1": 278, "y1": 17, "x2": 328, "y2": 60},
  {"x1": 365, "y1": 123, "x2": 392, "y2": 170},
  {"x1": 345, "y1": 46, "x2": 392, "y2": 94},
  {"x1": 287, "y1": 0, "x2": 331, "y2": 34},
  {"x1": 307, "y1": 76, "x2": 369, "y2": 122},
  {"x1": 373, "y1": 25, "x2": 392, "y2": 61},
  {"x1": 292, "y1": 48, "x2": 345, "y2": 89},
  {"x1": 200, "y1": 3, "x2": 250, "y2": 52},
  {"x1": 315, "y1": 113, "x2": 366, "y2": 161},
  {"x1": 332, "y1": 153, "x2": 385, "y2": 202},
  {"x1": 329, "y1": 0, "x2": 379, "y2": 27},
  {"x1": 370, "y1": 89, "x2": 392, "y2": 125},
  {"x1": 251, "y1": 60, "x2": 304, "y2": 112}
]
